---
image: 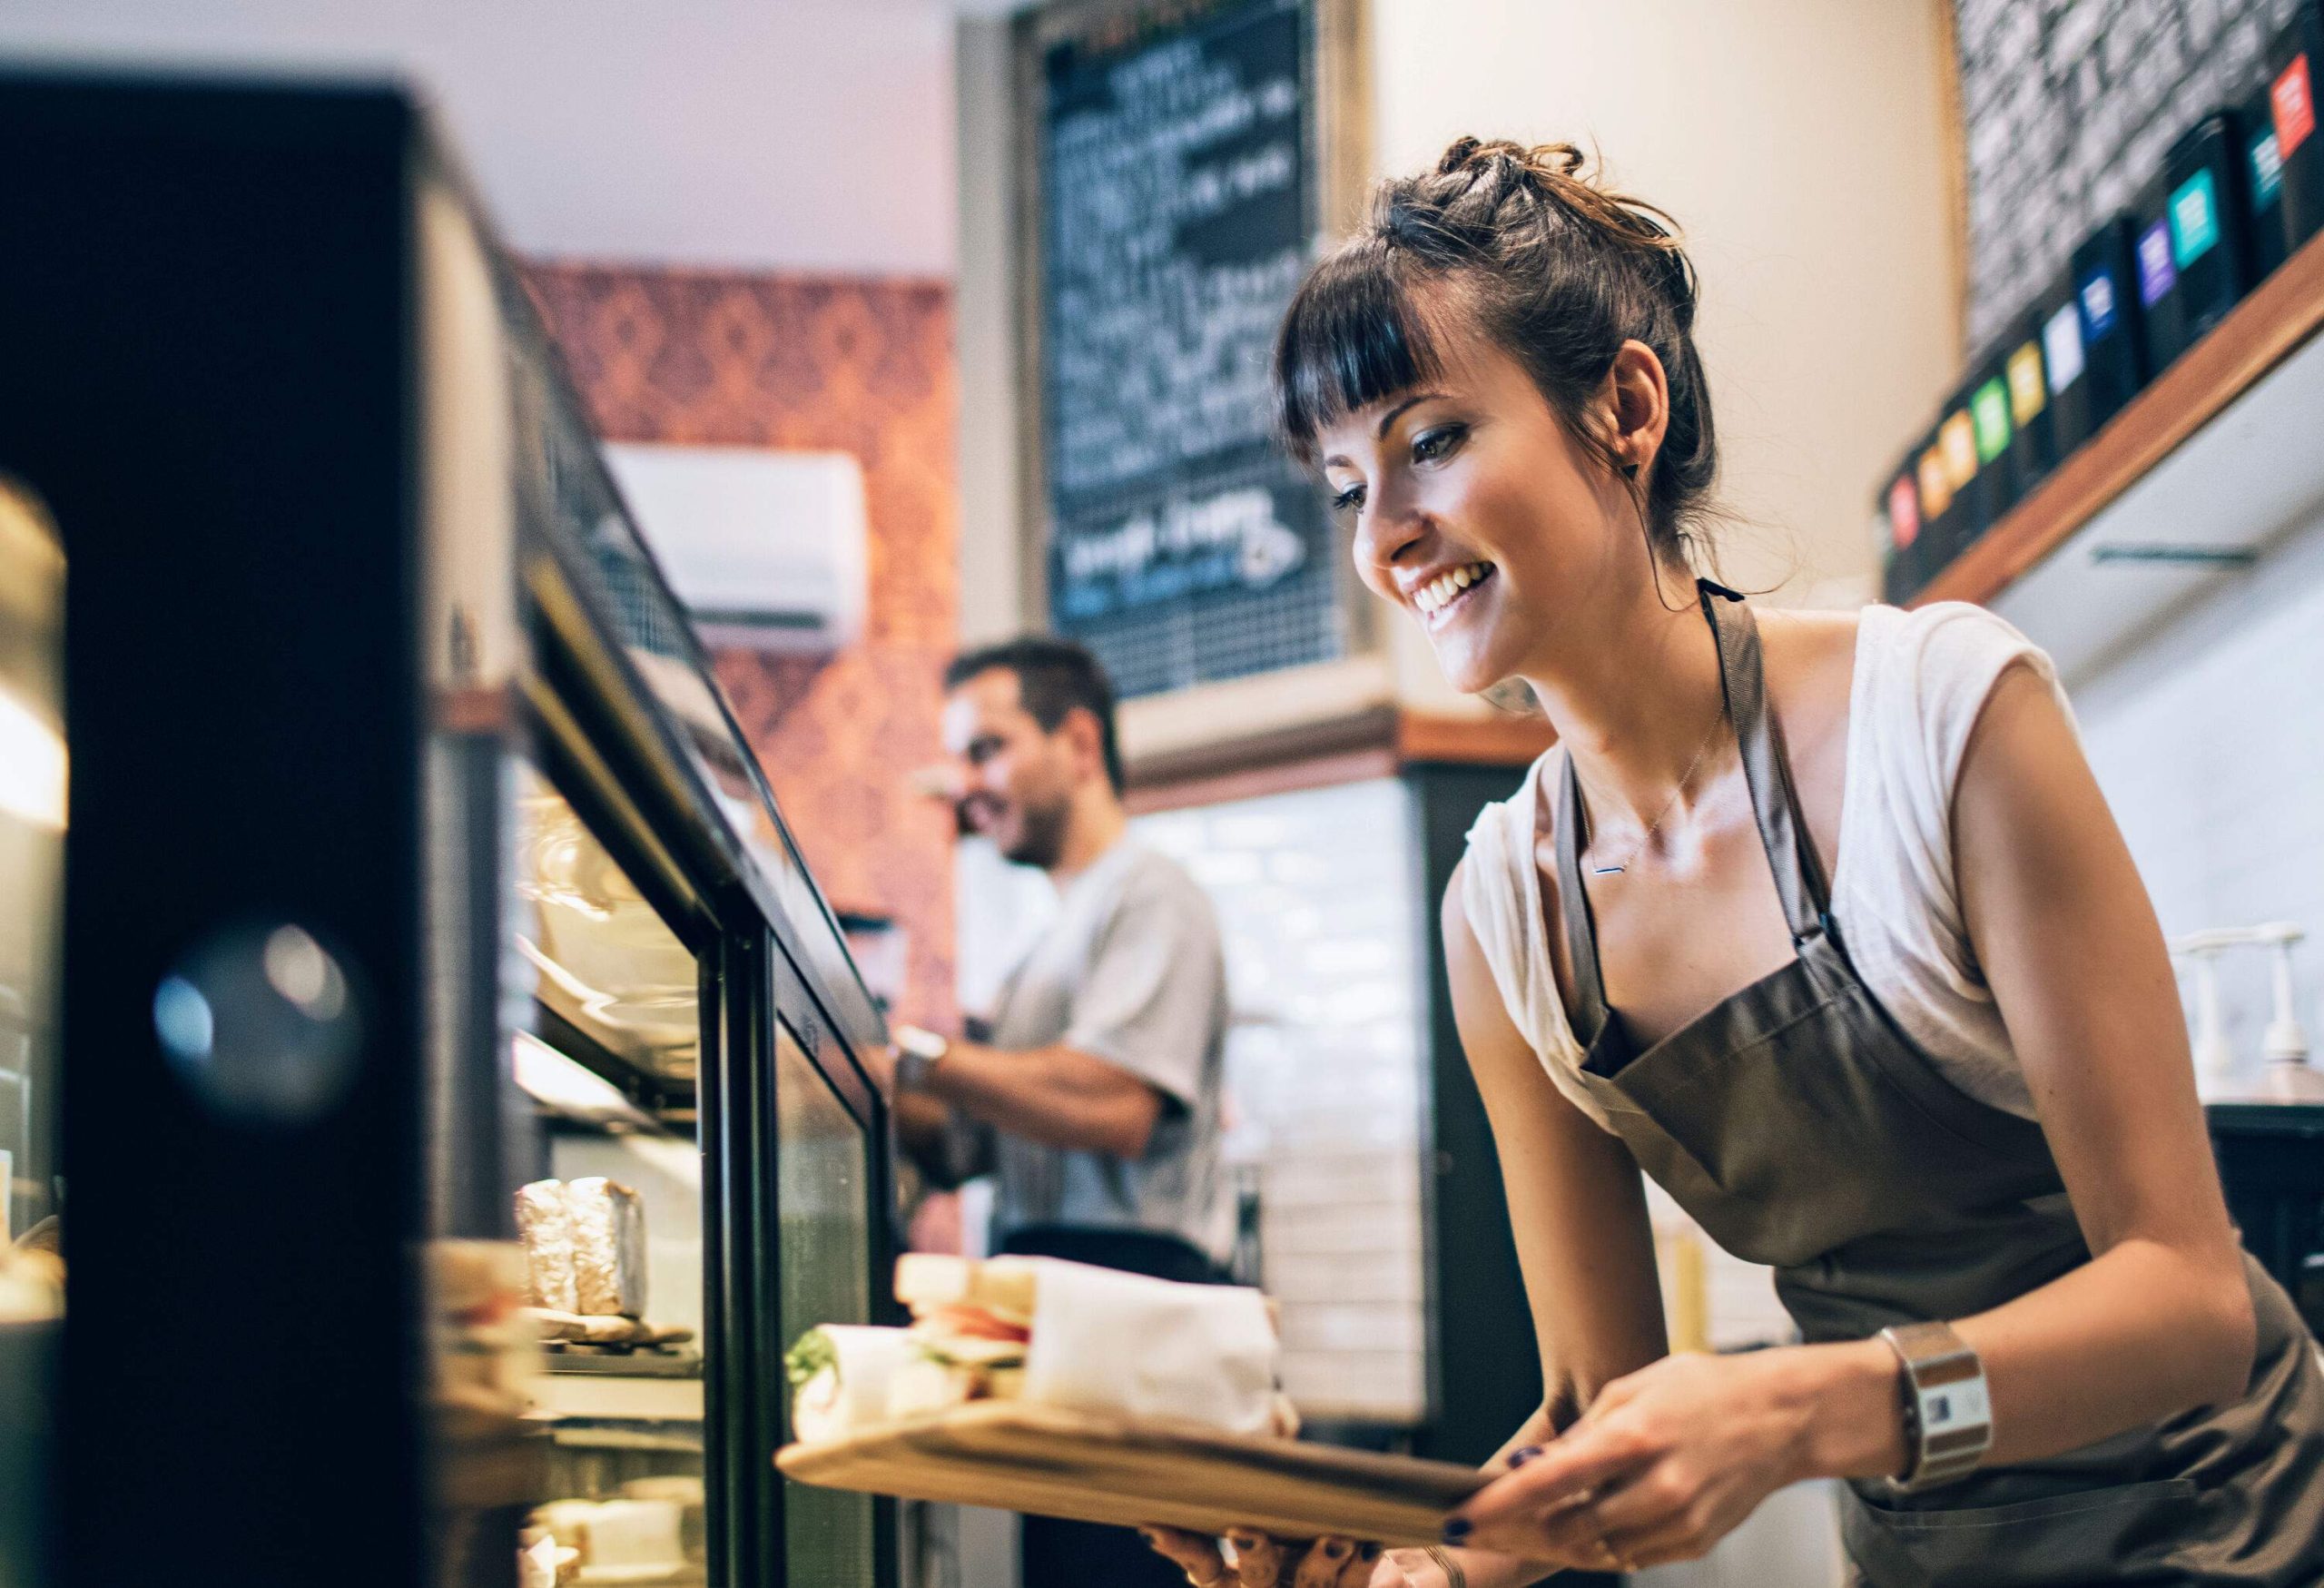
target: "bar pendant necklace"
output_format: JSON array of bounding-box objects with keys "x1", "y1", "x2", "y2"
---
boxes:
[{"x1": 1590, "y1": 706, "x2": 1727, "y2": 876}]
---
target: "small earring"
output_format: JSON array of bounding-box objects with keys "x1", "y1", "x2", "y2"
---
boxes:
[{"x1": 1621, "y1": 461, "x2": 1641, "y2": 479}]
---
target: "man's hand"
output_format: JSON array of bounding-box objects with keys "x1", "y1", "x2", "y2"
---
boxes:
[{"x1": 878, "y1": 1030, "x2": 1164, "y2": 1160}]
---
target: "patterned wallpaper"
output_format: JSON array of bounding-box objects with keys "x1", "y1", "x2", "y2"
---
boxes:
[{"x1": 524, "y1": 262, "x2": 960, "y2": 1028}]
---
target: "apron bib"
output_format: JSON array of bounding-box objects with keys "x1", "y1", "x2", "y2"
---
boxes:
[{"x1": 1547, "y1": 584, "x2": 2324, "y2": 1588}]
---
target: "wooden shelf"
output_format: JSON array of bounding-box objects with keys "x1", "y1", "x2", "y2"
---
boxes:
[
  {"x1": 1917, "y1": 228, "x2": 2324, "y2": 609},
  {"x1": 1124, "y1": 708, "x2": 1553, "y2": 815}
]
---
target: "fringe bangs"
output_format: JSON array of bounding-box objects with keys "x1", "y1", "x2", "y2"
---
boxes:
[{"x1": 1272, "y1": 243, "x2": 1443, "y2": 465}]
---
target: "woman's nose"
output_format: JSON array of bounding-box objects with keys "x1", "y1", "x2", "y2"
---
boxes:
[{"x1": 1353, "y1": 485, "x2": 1426, "y2": 578}]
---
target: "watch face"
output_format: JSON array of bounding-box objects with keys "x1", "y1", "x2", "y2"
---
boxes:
[
  {"x1": 1917, "y1": 1374, "x2": 1991, "y2": 1437},
  {"x1": 894, "y1": 1024, "x2": 948, "y2": 1064}
]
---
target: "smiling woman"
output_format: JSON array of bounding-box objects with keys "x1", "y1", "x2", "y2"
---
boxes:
[
  {"x1": 1146, "y1": 135, "x2": 2324, "y2": 1588},
  {"x1": 1275, "y1": 140, "x2": 1727, "y2": 713},
  {"x1": 1279, "y1": 137, "x2": 1715, "y2": 570}
]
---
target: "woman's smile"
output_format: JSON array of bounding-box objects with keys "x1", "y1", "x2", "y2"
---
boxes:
[{"x1": 1404, "y1": 558, "x2": 1498, "y2": 630}]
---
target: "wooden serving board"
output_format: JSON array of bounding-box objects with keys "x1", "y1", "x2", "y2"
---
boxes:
[{"x1": 775, "y1": 1403, "x2": 1487, "y2": 1545}]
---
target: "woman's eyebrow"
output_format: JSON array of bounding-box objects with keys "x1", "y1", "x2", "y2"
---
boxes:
[
  {"x1": 1375, "y1": 391, "x2": 1442, "y2": 439},
  {"x1": 1320, "y1": 390, "x2": 1448, "y2": 468}
]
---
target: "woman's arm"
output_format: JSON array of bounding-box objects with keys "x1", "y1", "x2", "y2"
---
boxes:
[
  {"x1": 1452, "y1": 664, "x2": 2258, "y2": 1567},
  {"x1": 1438, "y1": 863, "x2": 1670, "y2": 1582},
  {"x1": 1444, "y1": 861, "x2": 1671, "y2": 1421},
  {"x1": 1914, "y1": 664, "x2": 2254, "y2": 1425},
  {"x1": 1800, "y1": 660, "x2": 2254, "y2": 1475}
]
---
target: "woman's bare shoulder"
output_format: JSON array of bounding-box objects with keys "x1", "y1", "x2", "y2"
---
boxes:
[{"x1": 1757, "y1": 606, "x2": 1861, "y2": 726}]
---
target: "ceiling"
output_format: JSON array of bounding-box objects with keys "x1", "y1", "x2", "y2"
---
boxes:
[{"x1": 0, "y1": 0, "x2": 960, "y2": 275}]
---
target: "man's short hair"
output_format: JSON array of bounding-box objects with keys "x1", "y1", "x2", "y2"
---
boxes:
[{"x1": 944, "y1": 636, "x2": 1125, "y2": 795}]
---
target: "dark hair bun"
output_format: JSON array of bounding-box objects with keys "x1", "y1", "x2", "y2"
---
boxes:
[{"x1": 1274, "y1": 135, "x2": 1716, "y2": 566}]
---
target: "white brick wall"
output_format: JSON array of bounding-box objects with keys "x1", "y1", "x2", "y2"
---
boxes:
[
  {"x1": 2068, "y1": 507, "x2": 2324, "y2": 1094},
  {"x1": 1136, "y1": 778, "x2": 1432, "y2": 1425}
]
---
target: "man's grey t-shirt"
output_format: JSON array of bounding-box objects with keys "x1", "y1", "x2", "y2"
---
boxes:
[{"x1": 966, "y1": 839, "x2": 1231, "y2": 1264}]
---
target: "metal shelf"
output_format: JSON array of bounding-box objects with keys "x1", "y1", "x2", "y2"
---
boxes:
[
  {"x1": 532, "y1": 999, "x2": 696, "y2": 1128},
  {"x1": 537, "y1": 1368, "x2": 704, "y2": 1425},
  {"x1": 545, "y1": 1349, "x2": 704, "y2": 1380}
]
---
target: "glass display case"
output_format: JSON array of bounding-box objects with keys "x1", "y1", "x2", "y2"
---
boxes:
[{"x1": 0, "y1": 71, "x2": 893, "y2": 1588}]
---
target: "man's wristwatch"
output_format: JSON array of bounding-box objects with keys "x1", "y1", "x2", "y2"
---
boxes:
[
  {"x1": 891, "y1": 1024, "x2": 950, "y2": 1094},
  {"x1": 1879, "y1": 1319, "x2": 1993, "y2": 1494}
]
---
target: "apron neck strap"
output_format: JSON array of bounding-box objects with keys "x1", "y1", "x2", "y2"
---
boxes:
[
  {"x1": 1552, "y1": 753, "x2": 1612, "y2": 1039},
  {"x1": 1699, "y1": 581, "x2": 1831, "y2": 942},
  {"x1": 1550, "y1": 581, "x2": 1832, "y2": 1029}
]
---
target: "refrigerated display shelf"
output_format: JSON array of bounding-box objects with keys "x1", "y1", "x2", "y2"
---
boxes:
[
  {"x1": 544, "y1": 1349, "x2": 704, "y2": 1379},
  {"x1": 548, "y1": 1423, "x2": 706, "y2": 1455},
  {"x1": 539, "y1": 1371, "x2": 705, "y2": 1425},
  {"x1": 532, "y1": 1000, "x2": 695, "y2": 1125}
]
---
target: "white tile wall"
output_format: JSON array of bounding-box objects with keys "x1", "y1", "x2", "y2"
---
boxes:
[
  {"x1": 949, "y1": 782, "x2": 1433, "y2": 1425},
  {"x1": 1136, "y1": 778, "x2": 1432, "y2": 1425},
  {"x1": 2067, "y1": 507, "x2": 2324, "y2": 1098}
]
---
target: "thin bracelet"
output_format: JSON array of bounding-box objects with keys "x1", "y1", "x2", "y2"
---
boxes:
[{"x1": 1423, "y1": 1544, "x2": 1469, "y2": 1588}]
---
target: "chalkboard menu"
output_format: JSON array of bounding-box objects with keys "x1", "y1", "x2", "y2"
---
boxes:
[{"x1": 1036, "y1": 0, "x2": 1344, "y2": 699}]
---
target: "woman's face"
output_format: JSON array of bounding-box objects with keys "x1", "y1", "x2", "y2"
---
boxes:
[{"x1": 1315, "y1": 321, "x2": 1639, "y2": 695}]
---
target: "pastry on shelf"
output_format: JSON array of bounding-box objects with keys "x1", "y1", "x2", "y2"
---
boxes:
[
  {"x1": 530, "y1": 1497, "x2": 687, "y2": 1584},
  {"x1": 523, "y1": 1307, "x2": 693, "y2": 1348}
]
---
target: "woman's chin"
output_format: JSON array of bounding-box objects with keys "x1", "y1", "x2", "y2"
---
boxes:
[{"x1": 1431, "y1": 644, "x2": 1502, "y2": 697}]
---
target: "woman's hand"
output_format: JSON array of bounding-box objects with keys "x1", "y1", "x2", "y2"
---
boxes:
[
  {"x1": 1141, "y1": 1528, "x2": 1421, "y2": 1587},
  {"x1": 1446, "y1": 1348, "x2": 1858, "y2": 1571}
]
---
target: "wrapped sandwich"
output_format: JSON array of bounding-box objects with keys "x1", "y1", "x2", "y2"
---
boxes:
[
  {"x1": 785, "y1": 1255, "x2": 1293, "y2": 1444},
  {"x1": 516, "y1": 1177, "x2": 648, "y2": 1319}
]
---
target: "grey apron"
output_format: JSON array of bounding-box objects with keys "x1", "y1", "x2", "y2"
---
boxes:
[{"x1": 1549, "y1": 583, "x2": 2324, "y2": 1587}]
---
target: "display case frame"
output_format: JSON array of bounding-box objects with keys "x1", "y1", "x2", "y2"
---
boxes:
[{"x1": 1, "y1": 68, "x2": 893, "y2": 1588}]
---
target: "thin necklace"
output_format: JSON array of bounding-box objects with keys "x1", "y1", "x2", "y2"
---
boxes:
[{"x1": 1585, "y1": 705, "x2": 1728, "y2": 877}]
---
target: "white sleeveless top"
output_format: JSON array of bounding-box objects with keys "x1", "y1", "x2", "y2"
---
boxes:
[{"x1": 1461, "y1": 601, "x2": 2069, "y2": 1130}]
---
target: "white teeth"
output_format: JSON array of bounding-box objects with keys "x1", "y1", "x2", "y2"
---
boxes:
[{"x1": 1414, "y1": 562, "x2": 1491, "y2": 616}]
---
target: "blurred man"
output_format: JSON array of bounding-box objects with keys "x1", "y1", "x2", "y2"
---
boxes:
[{"x1": 875, "y1": 636, "x2": 1230, "y2": 1588}]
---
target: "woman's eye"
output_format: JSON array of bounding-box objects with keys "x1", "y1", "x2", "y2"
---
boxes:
[
  {"x1": 1412, "y1": 424, "x2": 1467, "y2": 464},
  {"x1": 1329, "y1": 483, "x2": 1364, "y2": 517}
]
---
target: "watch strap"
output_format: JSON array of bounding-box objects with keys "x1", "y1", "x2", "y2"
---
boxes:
[
  {"x1": 1879, "y1": 1320, "x2": 1992, "y2": 1494},
  {"x1": 891, "y1": 1024, "x2": 950, "y2": 1093}
]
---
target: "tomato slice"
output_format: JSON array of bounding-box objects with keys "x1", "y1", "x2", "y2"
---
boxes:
[{"x1": 920, "y1": 1305, "x2": 1030, "y2": 1344}]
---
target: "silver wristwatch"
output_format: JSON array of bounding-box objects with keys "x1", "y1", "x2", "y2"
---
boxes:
[
  {"x1": 1879, "y1": 1320, "x2": 1993, "y2": 1494},
  {"x1": 891, "y1": 1024, "x2": 950, "y2": 1093}
]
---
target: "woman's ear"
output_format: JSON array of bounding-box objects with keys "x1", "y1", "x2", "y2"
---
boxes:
[{"x1": 1605, "y1": 340, "x2": 1672, "y2": 477}]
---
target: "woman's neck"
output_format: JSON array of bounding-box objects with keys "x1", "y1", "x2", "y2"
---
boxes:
[{"x1": 1522, "y1": 574, "x2": 1732, "y2": 830}]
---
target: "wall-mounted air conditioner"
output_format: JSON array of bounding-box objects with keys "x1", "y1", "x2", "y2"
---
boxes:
[{"x1": 601, "y1": 442, "x2": 869, "y2": 654}]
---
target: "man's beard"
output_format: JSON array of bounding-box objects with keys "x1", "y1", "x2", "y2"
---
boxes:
[{"x1": 1001, "y1": 794, "x2": 1071, "y2": 869}]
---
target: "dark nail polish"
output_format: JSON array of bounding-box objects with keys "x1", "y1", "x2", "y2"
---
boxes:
[
  {"x1": 1509, "y1": 1445, "x2": 1544, "y2": 1467},
  {"x1": 1359, "y1": 1543, "x2": 1382, "y2": 1560},
  {"x1": 1442, "y1": 1518, "x2": 1472, "y2": 1544},
  {"x1": 1321, "y1": 1539, "x2": 1349, "y2": 1559}
]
